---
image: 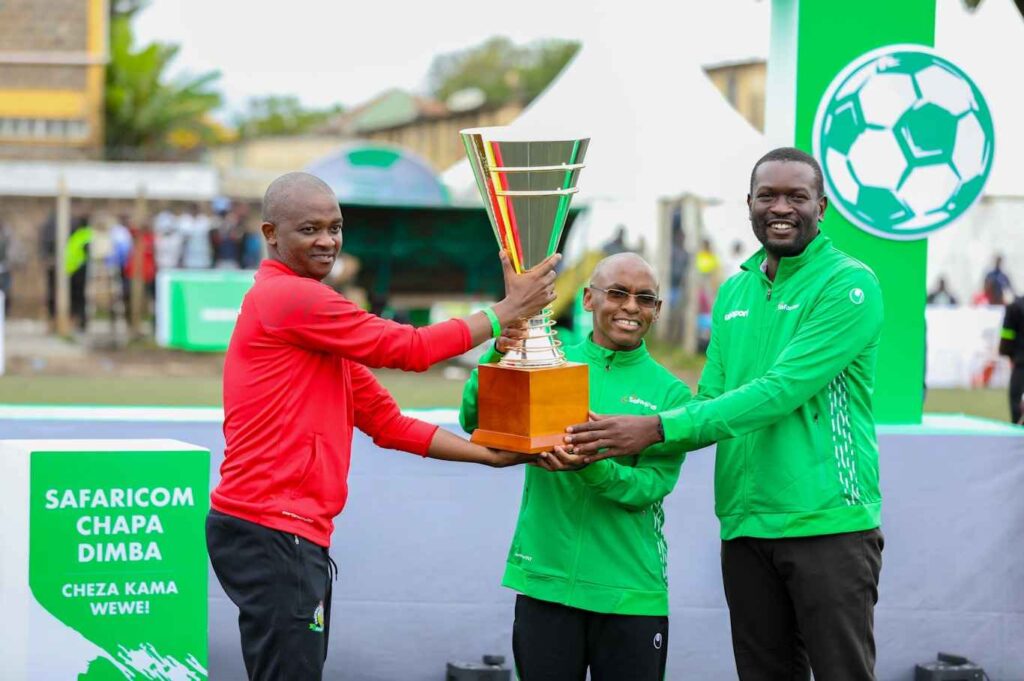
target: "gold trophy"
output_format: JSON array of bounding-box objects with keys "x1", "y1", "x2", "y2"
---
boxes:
[{"x1": 461, "y1": 127, "x2": 590, "y2": 453}]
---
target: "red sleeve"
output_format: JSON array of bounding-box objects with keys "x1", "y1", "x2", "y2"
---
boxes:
[
  {"x1": 349, "y1": 361, "x2": 439, "y2": 456},
  {"x1": 256, "y1": 277, "x2": 471, "y2": 371}
]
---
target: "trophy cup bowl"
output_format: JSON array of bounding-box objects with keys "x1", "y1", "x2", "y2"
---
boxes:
[{"x1": 461, "y1": 126, "x2": 591, "y2": 454}]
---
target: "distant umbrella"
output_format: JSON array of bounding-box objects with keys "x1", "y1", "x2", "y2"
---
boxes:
[{"x1": 305, "y1": 142, "x2": 449, "y2": 207}]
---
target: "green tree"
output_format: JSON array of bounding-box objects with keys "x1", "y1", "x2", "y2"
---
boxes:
[
  {"x1": 109, "y1": 0, "x2": 148, "y2": 20},
  {"x1": 233, "y1": 95, "x2": 344, "y2": 140},
  {"x1": 428, "y1": 37, "x2": 580, "y2": 107},
  {"x1": 104, "y1": 17, "x2": 223, "y2": 160},
  {"x1": 518, "y1": 40, "x2": 581, "y2": 102}
]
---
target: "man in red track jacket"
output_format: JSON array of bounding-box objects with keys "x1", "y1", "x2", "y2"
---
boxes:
[{"x1": 207, "y1": 172, "x2": 559, "y2": 681}]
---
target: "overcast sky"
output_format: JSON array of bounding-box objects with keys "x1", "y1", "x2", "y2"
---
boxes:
[{"x1": 133, "y1": 0, "x2": 770, "y2": 116}]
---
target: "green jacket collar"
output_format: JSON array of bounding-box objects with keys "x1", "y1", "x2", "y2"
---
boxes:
[
  {"x1": 742, "y1": 232, "x2": 831, "y2": 284},
  {"x1": 579, "y1": 334, "x2": 650, "y2": 368}
]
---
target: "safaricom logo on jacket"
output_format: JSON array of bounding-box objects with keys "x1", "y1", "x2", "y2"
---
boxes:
[
  {"x1": 622, "y1": 395, "x2": 659, "y2": 411},
  {"x1": 724, "y1": 309, "x2": 749, "y2": 321}
]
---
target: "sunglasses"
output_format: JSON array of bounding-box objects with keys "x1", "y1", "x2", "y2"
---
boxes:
[{"x1": 589, "y1": 286, "x2": 660, "y2": 309}]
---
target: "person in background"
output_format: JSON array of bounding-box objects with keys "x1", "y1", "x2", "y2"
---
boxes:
[
  {"x1": 181, "y1": 203, "x2": 213, "y2": 269},
  {"x1": 666, "y1": 226, "x2": 691, "y2": 343},
  {"x1": 983, "y1": 254, "x2": 1013, "y2": 305},
  {"x1": 972, "y1": 278, "x2": 1001, "y2": 306},
  {"x1": 109, "y1": 215, "x2": 134, "y2": 314},
  {"x1": 998, "y1": 294, "x2": 1024, "y2": 424},
  {"x1": 695, "y1": 238, "x2": 720, "y2": 280},
  {"x1": 694, "y1": 238, "x2": 720, "y2": 352},
  {"x1": 602, "y1": 225, "x2": 630, "y2": 255},
  {"x1": 720, "y1": 239, "x2": 746, "y2": 278},
  {"x1": 124, "y1": 219, "x2": 157, "y2": 319},
  {"x1": 0, "y1": 218, "x2": 18, "y2": 315},
  {"x1": 926, "y1": 277, "x2": 958, "y2": 305},
  {"x1": 38, "y1": 210, "x2": 57, "y2": 323},
  {"x1": 67, "y1": 215, "x2": 93, "y2": 332},
  {"x1": 239, "y1": 219, "x2": 264, "y2": 269},
  {"x1": 213, "y1": 202, "x2": 247, "y2": 268},
  {"x1": 154, "y1": 207, "x2": 184, "y2": 272}
]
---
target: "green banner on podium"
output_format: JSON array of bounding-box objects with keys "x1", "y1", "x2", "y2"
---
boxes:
[{"x1": 1, "y1": 439, "x2": 209, "y2": 680}]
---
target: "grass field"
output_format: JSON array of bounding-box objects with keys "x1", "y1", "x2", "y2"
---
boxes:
[{"x1": 0, "y1": 372, "x2": 1010, "y2": 421}]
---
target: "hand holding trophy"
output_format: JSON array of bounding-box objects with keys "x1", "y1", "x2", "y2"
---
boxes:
[{"x1": 461, "y1": 127, "x2": 590, "y2": 454}]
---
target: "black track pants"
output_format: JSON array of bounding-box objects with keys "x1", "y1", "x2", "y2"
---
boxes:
[
  {"x1": 206, "y1": 510, "x2": 335, "y2": 681},
  {"x1": 512, "y1": 594, "x2": 668, "y2": 681},
  {"x1": 721, "y1": 528, "x2": 884, "y2": 681}
]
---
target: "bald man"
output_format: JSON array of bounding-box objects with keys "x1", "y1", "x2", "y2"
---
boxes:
[
  {"x1": 460, "y1": 253, "x2": 692, "y2": 681},
  {"x1": 207, "y1": 172, "x2": 560, "y2": 681}
]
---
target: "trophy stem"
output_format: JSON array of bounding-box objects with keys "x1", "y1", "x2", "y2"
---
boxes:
[{"x1": 499, "y1": 306, "x2": 565, "y2": 368}]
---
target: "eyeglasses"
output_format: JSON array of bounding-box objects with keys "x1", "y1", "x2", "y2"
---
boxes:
[{"x1": 588, "y1": 286, "x2": 660, "y2": 309}]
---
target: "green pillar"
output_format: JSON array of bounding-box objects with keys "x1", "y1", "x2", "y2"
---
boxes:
[{"x1": 768, "y1": 0, "x2": 936, "y2": 424}]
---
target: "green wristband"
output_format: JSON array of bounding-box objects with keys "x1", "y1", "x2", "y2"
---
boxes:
[{"x1": 482, "y1": 307, "x2": 502, "y2": 339}]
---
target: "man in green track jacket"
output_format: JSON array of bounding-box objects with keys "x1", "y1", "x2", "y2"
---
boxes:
[
  {"x1": 460, "y1": 252, "x2": 691, "y2": 681},
  {"x1": 563, "y1": 148, "x2": 885, "y2": 681}
]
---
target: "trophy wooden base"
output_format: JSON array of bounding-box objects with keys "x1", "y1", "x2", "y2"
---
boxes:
[{"x1": 471, "y1": 362, "x2": 589, "y2": 454}]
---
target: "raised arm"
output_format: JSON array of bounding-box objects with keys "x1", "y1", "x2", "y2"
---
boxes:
[
  {"x1": 567, "y1": 268, "x2": 883, "y2": 460},
  {"x1": 259, "y1": 252, "x2": 559, "y2": 372}
]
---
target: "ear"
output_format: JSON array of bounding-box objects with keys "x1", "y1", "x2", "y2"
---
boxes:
[
  {"x1": 652, "y1": 299, "x2": 663, "y2": 322},
  {"x1": 582, "y1": 287, "x2": 595, "y2": 312},
  {"x1": 261, "y1": 221, "x2": 277, "y2": 247},
  {"x1": 746, "y1": 193, "x2": 753, "y2": 217},
  {"x1": 817, "y1": 195, "x2": 828, "y2": 222}
]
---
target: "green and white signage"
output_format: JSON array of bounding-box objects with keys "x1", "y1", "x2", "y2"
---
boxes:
[
  {"x1": 0, "y1": 439, "x2": 210, "y2": 680},
  {"x1": 156, "y1": 270, "x2": 255, "y2": 352},
  {"x1": 813, "y1": 45, "x2": 994, "y2": 240},
  {"x1": 768, "y1": 0, "x2": 961, "y2": 423}
]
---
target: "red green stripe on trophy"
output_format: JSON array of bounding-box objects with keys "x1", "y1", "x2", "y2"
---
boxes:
[
  {"x1": 547, "y1": 139, "x2": 581, "y2": 257},
  {"x1": 489, "y1": 141, "x2": 526, "y2": 269},
  {"x1": 461, "y1": 134, "x2": 503, "y2": 248},
  {"x1": 483, "y1": 140, "x2": 522, "y2": 272}
]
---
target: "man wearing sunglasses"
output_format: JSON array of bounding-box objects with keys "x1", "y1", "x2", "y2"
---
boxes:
[
  {"x1": 460, "y1": 252, "x2": 692, "y2": 681},
  {"x1": 561, "y1": 148, "x2": 885, "y2": 681}
]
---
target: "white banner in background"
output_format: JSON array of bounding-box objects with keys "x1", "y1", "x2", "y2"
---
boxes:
[{"x1": 926, "y1": 304, "x2": 1009, "y2": 389}]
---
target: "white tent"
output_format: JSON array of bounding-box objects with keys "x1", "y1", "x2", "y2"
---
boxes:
[
  {"x1": 928, "y1": 0, "x2": 1024, "y2": 301},
  {"x1": 442, "y1": 1, "x2": 767, "y2": 259},
  {"x1": 936, "y1": 0, "x2": 1024, "y2": 199}
]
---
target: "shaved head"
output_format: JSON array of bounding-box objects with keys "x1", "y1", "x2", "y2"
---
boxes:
[
  {"x1": 590, "y1": 252, "x2": 659, "y2": 291},
  {"x1": 262, "y1": 172, "x2": 337, "y2": 225},
  {"x1": 584, "y1": 252, "x2": 661, "y2": 351},
  {"x1": 260, "y1": 172, "x2": 343, "y2": 280}
]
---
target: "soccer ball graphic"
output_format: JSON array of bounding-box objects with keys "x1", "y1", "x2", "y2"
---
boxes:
[{"x1": 813, "y1": 45, "x2": 994, "y2": 240}]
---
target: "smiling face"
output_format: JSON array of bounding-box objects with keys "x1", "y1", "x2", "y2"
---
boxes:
[
  {"x1": 584, "y1": 253, "x2": 661, "y2": 351},
  {"x1": 748, "y1": 160, "x2": 826, "y2": 261},
  {"x1": 261, "y1": 182, "x2": 343, "y2": 281}
]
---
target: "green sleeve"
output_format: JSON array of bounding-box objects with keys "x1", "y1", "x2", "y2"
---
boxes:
[
  {"x1": 661, "y1": 268, "x2": 883, "y2": 450},
  {"x1": 576, "y1": 381, "x2": 692, "y2": 509},
  {"x1": 458, "y1": 345, "x2": 504, "y2": 434}
]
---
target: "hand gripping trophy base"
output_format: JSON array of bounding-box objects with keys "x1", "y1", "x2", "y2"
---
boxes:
[{"x1": 471, "y1": 307, "x2": 589, "y2": 454}]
